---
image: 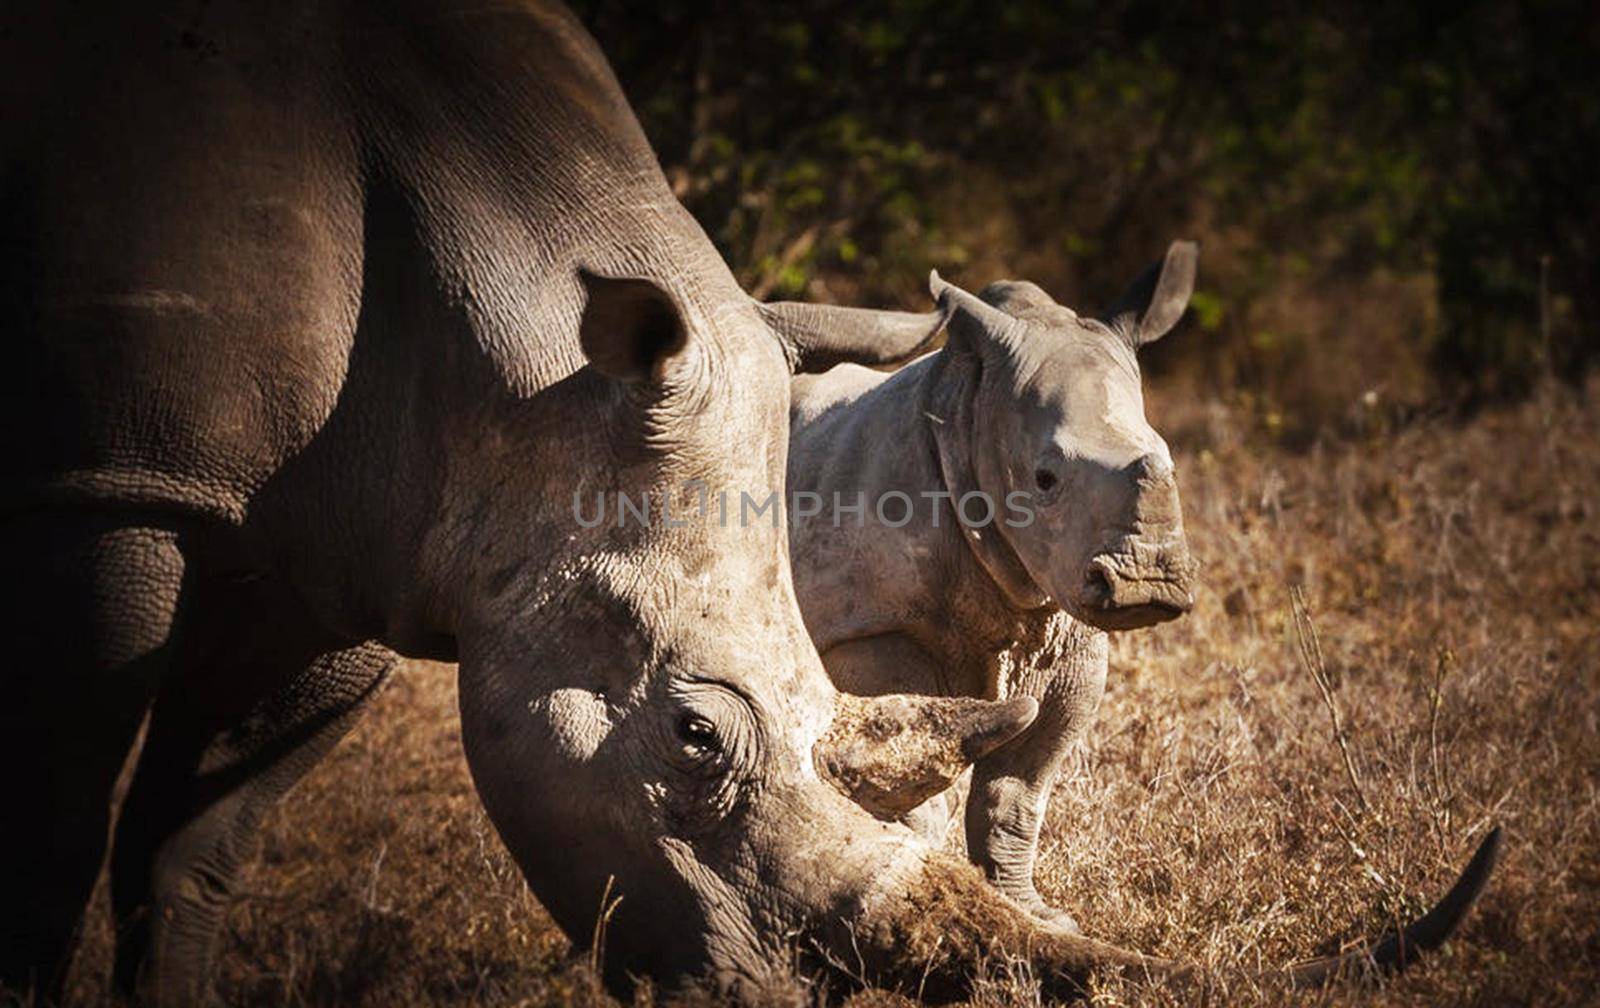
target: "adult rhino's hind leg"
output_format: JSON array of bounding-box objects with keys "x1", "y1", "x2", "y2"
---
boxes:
[
  {"x1": 0, "y1": 512, "x2": 188, "y2": 999},
  {"x1": 110, "y1": 573, "x2": 397, "y2": 1006},
  {"x1": 965, "y1": 626, "x2": 1107, "y2": 932}
]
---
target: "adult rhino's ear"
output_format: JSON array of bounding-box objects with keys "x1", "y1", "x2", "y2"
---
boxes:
[
  {"x1": 814, "y1": 692, "x2": 1038, "y2": 819},
  {"x1": 758, "y1": 298, "x2": 950, "y2": 374},
  {"x1": 1102, "y1": 240, "x2": 1199, "y2": 347},
  {"x1": 578, "y1": 270, "x2": 694, "y2": 385}
]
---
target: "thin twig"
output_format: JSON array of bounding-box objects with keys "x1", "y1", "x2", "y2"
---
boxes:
[
  {"x1": 589, "y1": 875, "x2": 624, "y2": 979},
  {"x1": 1290, "y1": 586, "x2": 1371, "y2": 814},
  {"x1": 747, "y1": 223, "x2": 822, "y2": 300},
  {"x1": 1428, "y1": 646, "x2": 1454, "y2": 837}
]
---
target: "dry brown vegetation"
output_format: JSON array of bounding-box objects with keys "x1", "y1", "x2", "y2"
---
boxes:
[{"x1": 63, "y1": 378, "x2": 1600, "y2": 1006}]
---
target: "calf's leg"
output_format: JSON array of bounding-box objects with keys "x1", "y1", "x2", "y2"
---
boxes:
[{"x1": 965, "y1": 628, "x2": 1106, "y2": 931}]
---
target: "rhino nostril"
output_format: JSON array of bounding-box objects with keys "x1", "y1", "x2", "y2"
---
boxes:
[
  {"x1": 1130, "y1": 452, "x2": 1173, "y2": 482},
  {"x1": 1083, "y1": 564, "x2": 1113, "y2": 604}
]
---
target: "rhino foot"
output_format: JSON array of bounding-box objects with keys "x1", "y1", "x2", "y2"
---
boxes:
[{"x1": 1011, "y1": 890, "x2": 1081, "y2": 934}]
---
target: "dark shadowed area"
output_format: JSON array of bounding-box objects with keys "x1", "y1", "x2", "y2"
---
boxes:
[{"x1": 576, "y1": 0, "x2": 1599, "y2": 441}]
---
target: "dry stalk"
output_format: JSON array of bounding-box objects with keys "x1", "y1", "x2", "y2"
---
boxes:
[
  {"x1": 589, "y1": 875, "x2": 623, "y2": 980},
  {"x1": 1424, "y1": 646, "x2": 1457, "y2": 842},
  {"x1": 1289, "y1": 586, "x2": 1371, "y2": 815}
]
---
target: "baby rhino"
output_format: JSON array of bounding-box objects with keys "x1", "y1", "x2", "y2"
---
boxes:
[{"x1": 788, "y1": 243, "x2": 1199, "y2": 929}]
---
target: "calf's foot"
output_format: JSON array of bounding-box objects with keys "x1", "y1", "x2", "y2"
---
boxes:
[{"x1": 965, "y1": 774, "x2": 1082, "y2": 934}]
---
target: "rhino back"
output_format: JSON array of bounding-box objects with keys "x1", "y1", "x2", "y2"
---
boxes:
[
  {"x1": 0, "y1": 0, "x2": 712, "y2": 527},
  {"x1": 1, "y1": 4, "x2": 368, "y2": 520}
]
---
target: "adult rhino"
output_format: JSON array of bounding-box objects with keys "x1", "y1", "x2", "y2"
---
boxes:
[
  {"x1": 0, "y1": 2, "x2": 1497, "y2": 1004},
  {"x1": 0, "y1": 0, "x2": 966, "y2": 1000},
  {"x1": 789, "y1": 246, "x2": 1202, "y2": 927}
]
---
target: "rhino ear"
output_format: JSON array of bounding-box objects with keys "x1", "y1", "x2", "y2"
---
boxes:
[
  {"x1": 814, "y1": 692, "x2": 1037, "y2": 819},
  {"x1": 1103, "y1": 240, "x2": 1199, "y2": 347},
  {"x1": 758, "y1": 299, "x2": 950, "y2": 374},
  {"x1": 578, "y1": 270, "x2": 693, "y2": 385},
  {"x1": 929, "y1": 268, "x2": 1025, "y2": 357}
]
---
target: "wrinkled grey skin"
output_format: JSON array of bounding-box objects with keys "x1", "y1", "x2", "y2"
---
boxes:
[{"x1": 788, "y1": 247, "x2": 1200, "y2": 928}]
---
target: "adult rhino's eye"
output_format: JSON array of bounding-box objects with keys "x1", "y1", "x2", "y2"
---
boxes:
[
  {"x1": 676, "y1": 713, "x2": 719, "y2": 754},
  {"x1": 1034, "y1": 468, "x2": 1059, "y2": 492}
]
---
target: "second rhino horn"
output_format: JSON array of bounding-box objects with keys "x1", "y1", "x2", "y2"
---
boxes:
[{"x1": 814, "y1": 692, "x2": 1038, "y2": 819}]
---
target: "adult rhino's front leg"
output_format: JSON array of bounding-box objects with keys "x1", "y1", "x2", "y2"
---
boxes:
[
  {"x1": 111, "y1": 573, "x2": 396, "y2": 1006},
  {"x1": 0, "y1": 512, "x2": 188, "y2": 999},
  {"x1": 965, "y1": 624, "x2": 1106, "y2": 932}
]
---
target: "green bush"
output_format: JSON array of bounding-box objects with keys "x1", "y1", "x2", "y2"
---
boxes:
[{"x1": 572, "y1": 0, "x2": 1598, "y2": 432}]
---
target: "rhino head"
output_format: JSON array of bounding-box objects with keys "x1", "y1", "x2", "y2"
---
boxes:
[
  {"x1": 927, "y1": 243, "x2": 1200, "y2": 631},
  {"x1": 443, "y1": 267, "x2": 1055, "y2": 996}
]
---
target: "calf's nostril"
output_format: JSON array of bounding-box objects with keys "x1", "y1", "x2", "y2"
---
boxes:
[{"x1": 1130, "y1": 452, "x2": 1173, "y2": 482}]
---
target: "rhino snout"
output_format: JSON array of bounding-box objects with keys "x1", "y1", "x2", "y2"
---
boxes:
[
  {"x1": 1060, "y1": 452, "x2": 1195, "y2": 630},
  {"x1": 1078, "y1": 547, "x2": 1195, "y2": 630}
]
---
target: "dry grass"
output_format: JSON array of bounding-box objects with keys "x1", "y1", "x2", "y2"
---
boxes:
[{"x1": 63, "y1": 379, "x2": 1599, "y2": 1006}]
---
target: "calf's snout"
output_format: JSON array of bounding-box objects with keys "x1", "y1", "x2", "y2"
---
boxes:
[
  {"x1": 1082, "y1": 551, "x2": 1194, "y2": 613},
  {"x1": 1071, "y1": 452, "x2": 1195, "y2": 630}
]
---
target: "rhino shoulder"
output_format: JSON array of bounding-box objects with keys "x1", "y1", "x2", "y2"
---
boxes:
[{"x1": 790, "y1": 363, "x2": 892, "y2": 428}]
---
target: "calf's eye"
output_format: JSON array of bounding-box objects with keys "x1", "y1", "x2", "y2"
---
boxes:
[{"x1": 1034, "y1": 469, "x2": 1059, "y2": 492}]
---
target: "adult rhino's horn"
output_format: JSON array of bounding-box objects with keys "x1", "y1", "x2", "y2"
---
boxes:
[
  {"x1": 758, "y1": 299, "x2": 950, "y2": 374},
  {"x1": 1285, "y1": 826, "x2": 1502, "y2": 986},
  {"x1": 814, "y1": 692, "x2": 1036, "y2": 819},
  {"x1": 848, "y1": 851, "x2": 1173, "y2": 1001},
  {"x1": 847, "y1": 826, "x2": 1501, "y2": 1001}
]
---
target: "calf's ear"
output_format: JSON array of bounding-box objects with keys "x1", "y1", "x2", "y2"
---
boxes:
[
  {"x1": 578, "y1": 271, "x2": 694, "y2": 385},
  {"x1": 928, "y1": 268, "x2": 1027, "y2": 359},
  {"x1": 1103, "y1": 240, "x2": 1199, "y2": 347}
]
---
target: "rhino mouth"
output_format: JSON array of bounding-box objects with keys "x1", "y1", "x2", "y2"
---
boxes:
[
  {"x1": 1080, "y1": 594, "x2": 1189, "y2": 631},
  {"x1": 1076, "y1": 550, "x2": 1195, "y2": 630}
]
